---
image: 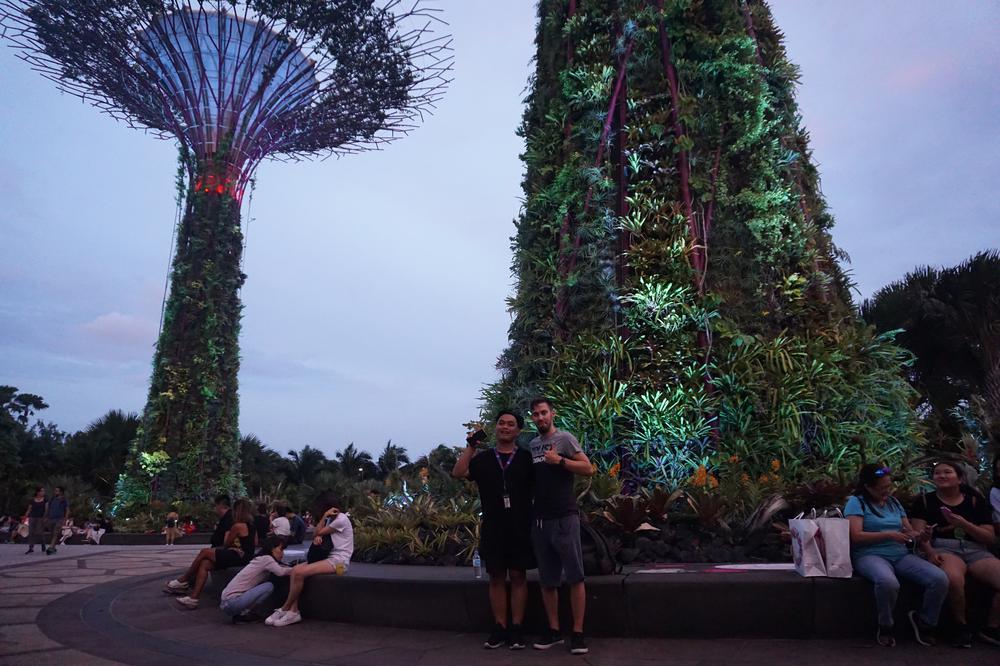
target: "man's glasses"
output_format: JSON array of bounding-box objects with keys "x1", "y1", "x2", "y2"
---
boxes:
[{"x1": 874, "y1": 466, "x2": 892, "y2": 477}]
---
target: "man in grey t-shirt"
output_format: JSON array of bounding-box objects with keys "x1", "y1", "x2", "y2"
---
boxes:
[
  {"x1": 46, "y1": 486, "x2": 69, "y2": 554},
  {"x1": 528, "y1": 397, "x2": 594, "y2": 655}
]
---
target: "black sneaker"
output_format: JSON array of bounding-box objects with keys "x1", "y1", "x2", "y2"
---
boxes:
[
  {"x1": 570, "y1": 632, "x2": 588, "y2": 655},
  {"x1": 25, "y1": 547, "x2": 33, "y2": 554},
  {"x1": 533, "y1": 629, "x2": 564, "y2": 650},
  {"x1": 977, "y1": 625, "x2": 1000, "y2": 647},
  {"x1": 953, "y1": 624, "x2": 973, "y2": 649},
  {"x1": 232, "y1": 612, "x2": 264, "y2": 624},
  {"x1": 876, "y1": 625, "x2": 895, "y2": 647},
  {"x1": 484, "y1": 623, "x2": 506, "y2": 649},
  {"x1": 508, "y1": 624, "x2": 525, "y2": 650},
  {"x1": 908, "y1": 610, "x2": 935, "y2": 646}
]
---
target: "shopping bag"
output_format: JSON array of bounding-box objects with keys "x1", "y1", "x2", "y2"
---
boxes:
[
  {"x1": 17, "y1": 521, "x2": 29, "y2": 539},
  {"x1": 789, "y1": 512, "x2": 826, "y2": 577},
  {"x1": 815, "y1": 511, "x2": 853, "y2": 578}
]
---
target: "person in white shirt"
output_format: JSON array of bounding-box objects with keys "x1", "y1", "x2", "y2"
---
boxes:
[
  {"x1": 220, "y1": 536, "x2": 291, "y2": 623},
  {"x1": 266, "y1": 497, "x2": 353, "y2": 627}
]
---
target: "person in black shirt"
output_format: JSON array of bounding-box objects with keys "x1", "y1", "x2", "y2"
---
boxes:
[
  {"x1": 163, "y1": 495, "x2": 234, "y2": 597},
  {"x1": 909, "y1": 461, "x2": 1000, "y2": 648},
  {"x1": 453, "y1": 410, "x2": 535, "y2": 650}
]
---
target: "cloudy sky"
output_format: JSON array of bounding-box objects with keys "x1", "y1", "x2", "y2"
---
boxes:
[{"x1": 1, "y1": 1, "x2": 997, "y2": 460}]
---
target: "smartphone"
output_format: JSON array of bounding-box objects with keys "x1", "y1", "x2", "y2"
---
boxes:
[{"x1": 467, "y1": 429, "x2": 488, "y2": 447}]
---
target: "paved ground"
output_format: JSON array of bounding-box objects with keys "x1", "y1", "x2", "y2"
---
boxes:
[{"x1": 2, "y1": 543, "x2": 999, "y2": 665}]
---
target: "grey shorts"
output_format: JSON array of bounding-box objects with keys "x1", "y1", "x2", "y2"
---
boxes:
[
  {"x1": 532, "y1": 514, "x2": 584, "y2": 588},
  {"x1": 932, "y1": 538, "x2": 996, "y2": 565}
]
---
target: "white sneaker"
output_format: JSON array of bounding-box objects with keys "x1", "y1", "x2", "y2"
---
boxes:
[
  {"x1": 264, "y1": 609, "x2": 286, "y2": 626},
  {"x1": 176, "y1": 596, "x2": 198, "y2": 609},
  {"x1": 164, "y1": 579, "x2": 189, "y2": 594},
  {"x1": 272, "y1": 610, "x2": 302, "y2": 627}
]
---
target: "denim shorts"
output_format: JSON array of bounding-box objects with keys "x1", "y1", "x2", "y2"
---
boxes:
[
  {"x1": 532, "y1": 514, "x2": 584, "y2": 587},
  {"x1": 931, "y1": 538, "x2": 996, "y2": 565}
]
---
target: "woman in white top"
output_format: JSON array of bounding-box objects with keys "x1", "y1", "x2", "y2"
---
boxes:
[
  {"x1": 266, "y1": 496, "x2": 353, "y2": 627},
  {"x1": 220, "y1": 536, "x2": 291, "y2": 623}
]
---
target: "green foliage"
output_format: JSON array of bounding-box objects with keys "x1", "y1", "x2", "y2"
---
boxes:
[{"x1": 486, "y1": 0, "x2": 923, "y2": 495}]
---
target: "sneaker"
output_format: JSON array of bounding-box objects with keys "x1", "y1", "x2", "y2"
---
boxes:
[
  {"x1": 533, "y1": 629, "x2": 564, "y2": 650},
  {"x1": 163, "y1": 579, "x2": 189, "y2": 594},
  {"x1": 484, "y1": 623, "x2": 506, "y2": 649},
  {"x1": 45, "y1": 547, "x2": 53, "y2": 555},
  {"x1": 953, "y1": 624, "x2": 973, "y2": 649},
  {"x1": 977, "y1": 625, "x2": 1000, "y2": 647},
  {"x1": 272, "y1": 610, "x2": 302, "y2": 627},
  {"x1": 232, "y1": 612, "x2": 264, "y2": 624},
  {"x1": 876, "y1": 625, "x2": 895, "y2": 647},
  {"x1": 908, "y1": 610, "x2": 935, "y2": 646},
  {"x1": 25, "y1": 548, "x2": 33, "y2": 554},
  {"x1": 175, "y1": 596, "x2": 198, "y2": 609},
  {"x1": 569, "y1": 632, "x2": 588, "y2": 655},
  {"x1": 264, "y1": 609, "x2": 286, "y2": 626},
  {"x1": 508, "y1": 624, "x2": 525, "y2": 650}
]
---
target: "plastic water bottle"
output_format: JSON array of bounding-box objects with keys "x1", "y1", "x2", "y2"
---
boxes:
[{"x1": 472, "y1": 549, "x2": 482, "y2": 579}]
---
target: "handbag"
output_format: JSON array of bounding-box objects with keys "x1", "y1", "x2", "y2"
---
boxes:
[
  {"x1": 306, "y1": 533, "x2": 333, "y2": 564},
  {"x1": 815, "y1": 509, "x2": 853, "y2": 578},
  {"x1": 789, "y1": 510, "x2": 826, "y2": 577}
]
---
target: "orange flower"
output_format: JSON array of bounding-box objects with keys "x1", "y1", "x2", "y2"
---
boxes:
[
  {"x1": 709, "y1": 475, "x2": 719, "y2": 489},
  {"x1": 770, "y1": 459, "x2": 781, "y2": 473},
  {"x1": 740, "y1": 472, "x2": 750, "y2": 485},
  {"x1": 608, "y1": 462, "x2": 621, "y2": 478},
  {"x1": 690, "y1": 465, "x2": 709, "y2": 488},
  {"x1": 729, "y1": 454, "x2": 740, "y2": 464}
]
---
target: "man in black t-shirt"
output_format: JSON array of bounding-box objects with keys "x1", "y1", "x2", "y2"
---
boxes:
[{"x1": 453, "y1": 410, "x2": 534, "y2": 650}]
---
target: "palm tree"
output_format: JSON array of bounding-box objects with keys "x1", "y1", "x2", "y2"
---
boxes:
[
  {"x1": 63, "y1": 410, "x2": 139, "y2": 497},
  {"x1": 376, "y1": 440, "x2": 410, "y2": 480},
  {"x1": 286, "y1": 445, "x2": 329, "y2": 487},
  {"x1": 861, "y1": 250, "x2": 1000, "y2": 444},
  {"x1": 240, "y1": 434, "x2": 288, "y2": 497},
  {"x1": 336, "y1": 443, "x2": 376, "y2": 480}
]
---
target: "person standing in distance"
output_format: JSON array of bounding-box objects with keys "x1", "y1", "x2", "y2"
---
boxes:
[
  {"x1": 45, "y1": 486, "x2": 69, "y2": 554},
  {"x1": 452, "y1": 410, "x2": 535, "y2": 650},
  {"x1": 528, "y1": 397, "x2": 594, "y2": 655}
]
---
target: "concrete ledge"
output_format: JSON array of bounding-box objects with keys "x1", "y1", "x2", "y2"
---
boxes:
[
  {"x1": 63, "y1": 532, "x2": 213, "y2": 545},
  {"x1": 203, "y1": 562, "x2": 921, "y2": 638}
]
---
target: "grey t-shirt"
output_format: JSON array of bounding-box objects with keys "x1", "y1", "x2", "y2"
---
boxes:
[{"x1": 529, "y1": 430, "x2": 583, "y2": 519}]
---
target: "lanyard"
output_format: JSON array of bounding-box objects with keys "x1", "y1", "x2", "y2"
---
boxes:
[{"x1": 494, "y1": 449, "x2": 515, "y2": 505}]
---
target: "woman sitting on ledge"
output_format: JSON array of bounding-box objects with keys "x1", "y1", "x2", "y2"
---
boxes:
[
  {"x1": 266, "y1": 494, "x2": 353, "y2": 627},
  {"x1": 909, "y1": 460, "x2": 1000, "y2": 649},
  {"x1": 845, "y1": 464, "x2": 947, "y2": 647},
  {"x1": 166, "y1": 499, "x2": 255, "y2": 610}
]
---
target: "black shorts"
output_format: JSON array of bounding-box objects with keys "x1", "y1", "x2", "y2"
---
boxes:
[
  {"x1": 213, "y1": 548, "x2": 244, "y2": 570},
  {"x1": 480, "y1": 519, "x2": 536, "y2": 575}
]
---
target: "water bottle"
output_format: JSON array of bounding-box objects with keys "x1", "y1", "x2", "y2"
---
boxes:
[{"x1": 472, "y1": 548, "x2": 482, "y2": 579}]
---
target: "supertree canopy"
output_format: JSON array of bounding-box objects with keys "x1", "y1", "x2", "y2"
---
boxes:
[
  {"x1": 1, "y1": 0, "x2": 450, "y2": 504},
  {"x1": 486, "y1": 0, "x2": 920, "y2": 491}
]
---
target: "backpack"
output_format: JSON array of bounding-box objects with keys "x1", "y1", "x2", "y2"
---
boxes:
[{"x1": 579, "y1": 518, "x2": 618, "y2": 575}]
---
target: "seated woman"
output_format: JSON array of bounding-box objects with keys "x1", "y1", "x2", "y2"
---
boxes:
[
  {"x1": 219, "y1": 536, "x2": 292, "y2": 623},
  {"x1": 910, "y1": 460, "x2": 1000, "y2": 648},
  {"x1": 166, "y1": 499, "x2": 256, "y2": 609},
  {"x1": 83, "y1": 518, "x2": 105, "y2": 545},
  {"x1": 266, "y1": 494, "x2": 353, "y2": 627},
  {"x1": 845, "y1": 464, "x2": 948, "y2": 647}
]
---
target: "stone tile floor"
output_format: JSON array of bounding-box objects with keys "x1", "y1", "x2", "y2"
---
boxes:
[{"x1": 1, "y1": 543, "x2": 998, "y2": 665}]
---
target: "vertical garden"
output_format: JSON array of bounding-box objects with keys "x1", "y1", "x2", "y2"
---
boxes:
[{"x1": 488, "y1": 0, "x2": 920, "y2": 495}]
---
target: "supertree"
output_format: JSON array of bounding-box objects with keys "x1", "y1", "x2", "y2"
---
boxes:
[
  {"x1": 0, "y1": 0, "x2": 451, "y2": 504},
  {"x1": 486, "y1": 0, "x2": 919, "y2": 492}
]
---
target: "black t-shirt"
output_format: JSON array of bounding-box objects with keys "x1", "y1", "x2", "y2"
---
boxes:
[
  {"x1": 211, "y1": 509, "x2": 234, "y2": 548},
  {"x1": 909, "y1": 491, "x2": 993, "y2": 540},
  {"x1": 468, "y1": 447, "x2": 533, "y2": 529}
]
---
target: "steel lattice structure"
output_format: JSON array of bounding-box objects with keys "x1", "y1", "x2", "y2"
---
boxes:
[{"x1": 0, "y1": 0, "x2": 451, "y2": 504}]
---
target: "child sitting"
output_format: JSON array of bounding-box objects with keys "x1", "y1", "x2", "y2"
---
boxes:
[{"x1": 219, "y1": 536, "x2": 291, "y2": 623}]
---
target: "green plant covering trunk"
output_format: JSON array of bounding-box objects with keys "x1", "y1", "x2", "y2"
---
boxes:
[
  {"x1": 487, "y1": 0, "x2": 921, "y2": 491},
  {"x1": 116, "y1": 158, "x2": 246, "y2": 507}
]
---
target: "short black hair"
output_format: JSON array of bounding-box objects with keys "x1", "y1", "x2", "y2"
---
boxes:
[
  {"x1": 529, "y1": 397, "x2": 553, "y2": 412},
  {"x1": 495, "y1": 409, "x2": 524, "y2": 429},
  {"x1": 214, "y1": 494, "x2": 231, "y2": 508},
  {"x1": 54, "y1": 486, "x2": 64, "y2": 493},
  {"x1": 256, "y1": 503, "x2": 268, "y2": 515}
]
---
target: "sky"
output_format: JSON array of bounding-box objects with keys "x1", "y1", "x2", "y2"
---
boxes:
[{"x1": 1, "y1": 1, "x2": 997, "y2": 460}]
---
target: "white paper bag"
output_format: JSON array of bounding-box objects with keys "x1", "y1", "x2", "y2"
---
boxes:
[
  {"x1": 790, "y1": 516, "x2": 826, "y2": 577},
  {"x1": 816, "y1": 516, "x2": 853, "y2": 578}
]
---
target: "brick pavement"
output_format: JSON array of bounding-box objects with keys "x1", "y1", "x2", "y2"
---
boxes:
[{"x1": 1, "y1": 543, "x2": 998, "y2": 665}]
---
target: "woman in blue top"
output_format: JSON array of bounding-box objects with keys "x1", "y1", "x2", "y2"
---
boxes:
[{"x1": 845, "y1": 464, "x2": 947, "y2": 647}]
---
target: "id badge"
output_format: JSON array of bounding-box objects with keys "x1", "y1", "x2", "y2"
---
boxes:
[{"x1": 503, "y1": 494, "x2": 511, "y2": 509}]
